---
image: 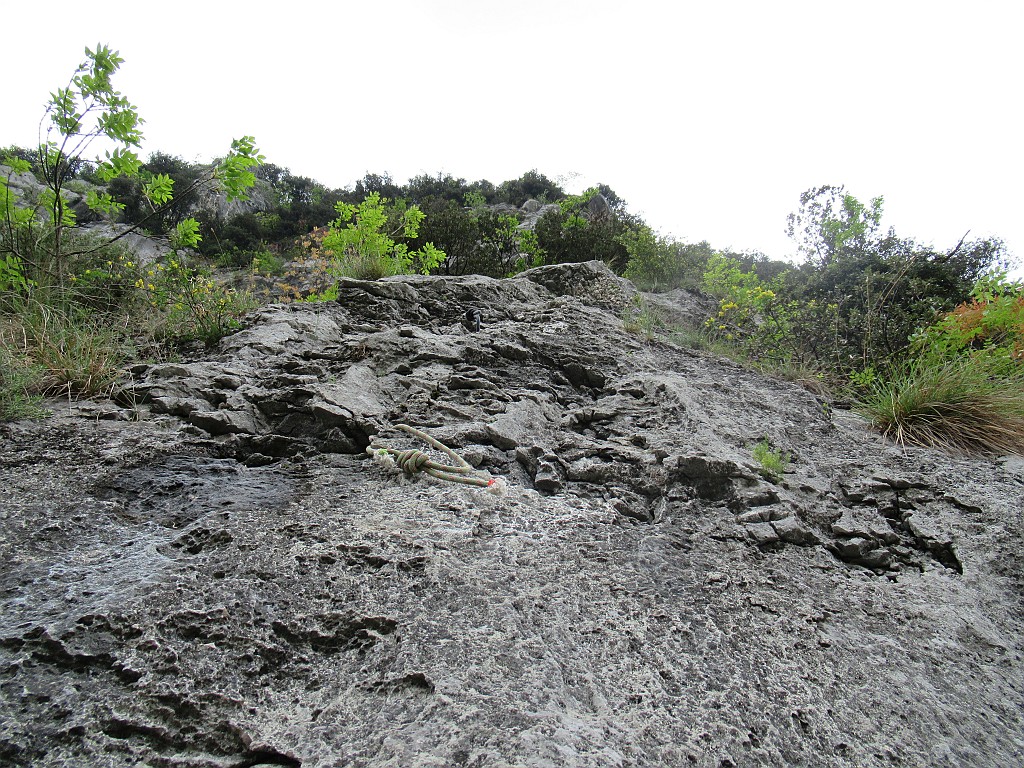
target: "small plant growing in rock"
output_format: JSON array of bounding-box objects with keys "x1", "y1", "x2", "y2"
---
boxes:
[
  {"x1": 752, "y1": 439, "x2": 790, "y2": 481},
  {"x1": 622, "y1": 295, "x2": 657, "y2": 340}
]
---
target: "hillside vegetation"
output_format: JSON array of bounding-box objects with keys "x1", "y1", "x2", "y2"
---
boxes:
[{"x1": 2, "y1": 44, "x2": 1022, "y2": 454}]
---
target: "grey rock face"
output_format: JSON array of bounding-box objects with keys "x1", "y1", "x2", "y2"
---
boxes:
[
  {"x1": 78, "y1": 222, "x2": 175, "y2": 265},
  {"x1": 2, "y1": 261, "x2": 1023, "y2": 767},
  {"x1": 1, "y1": 162, "x2": 104, "y2": 224}
]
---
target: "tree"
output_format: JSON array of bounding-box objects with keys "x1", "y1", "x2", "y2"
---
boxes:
[
  {"x1": 494, "y1": 170, "x2": 565, "y2": 207},
  {"x1": 110, "y1": 151, "x2": 209, "y2": 235},
  {"x1": 1, "y1": 44, "x2": 263, "y2": 298},
  {"x1": 786, "y1": 185, "x2": 883, "y2": 266},
  {"x1": 345, "y1": 172, "x2": 402, "y2": 204}
]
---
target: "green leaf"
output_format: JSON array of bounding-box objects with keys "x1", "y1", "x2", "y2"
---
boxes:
[
  {"x1": 143, "y1": 173, "x2": 175, "y2": 206},
  {"x1": 2, "y1": 156, "x2": 31, "y2": 174},
  {"x1": 172, "y1": 218, "x2": 203, "y2": 249},
  {"x1": 85, "y1": 189, "x2": 126, "y2": 216},
  {"x1": 217, "y1": 135, "x2": 265, "y2": 201},
  {"x1": 99, "y1": 106, "x2": 144, "y2": 145},
  {"x1": 0, "y1": 254, "x2": 34, "y2": 293},
  {"x1": 96, "y1": 147, "x2": 142, "y2": 181}
]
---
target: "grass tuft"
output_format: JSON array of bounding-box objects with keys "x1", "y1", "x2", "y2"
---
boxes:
[
  {"x1": 0, "y1": 345, "x2": 47, "y2": 420},
  {"x1": 1, "y1": 302, "x2": 129, "y2": 400},
  {"x1": 856, "y1": 358, "x2": 1024, "y2": 456}
]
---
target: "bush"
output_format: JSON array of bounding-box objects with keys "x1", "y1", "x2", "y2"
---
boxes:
[
  {"x1": 534, "y1": 188, "x2": 632, "y2": 271},
  {"x1": 145, "y1": 257, "x2": 257, "y2": 347},
  {"x1": 782, "y1": 186, "x2": 1007, "y2": 374},
  {"x1": 702, "y1": 254, "x2": 828, "y2": 367},
  {"x1": 251, "y1": 248, "x2": 286, "y2": 276},
  {"x1": 320, "y1": 193, "x2": 444, "y2": 281},
  {"x1": 409, "y1": 198, "x2": 480, "y2": 275},
  {"x1": 410, "y1": 196, "x2": 542, "y2": 277},
  {"x1": 910, "y1": 270, "x2": 1023, "y2": 373},
  {"x1": 493, "y1": 170, "x2": 564, "y2": 207},
  {"x1": 404, "y1": 173, "x2": 471, "y2": 204},
  {"x1": 621, "y1": 229, "x2": 710, "y2": 291}
]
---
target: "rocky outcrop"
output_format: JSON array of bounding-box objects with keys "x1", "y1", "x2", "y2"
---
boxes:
[
  {"x1": 0, "y1": 161, "x2": 174, "y2": 262},
  {"x1": 1, "y1": 160, "x2": 273, "y2": 232},
  {"x1": 2, "y1": 261, "x2": 1023, "y2": 767},
  {"x1": 1, "y1": 162, "x2": 105, "y2": 224}
]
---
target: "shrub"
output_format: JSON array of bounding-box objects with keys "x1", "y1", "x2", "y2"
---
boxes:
[
  {"x1": 251, "y1": 248, "x2": 286, "y2": 276},
  {"x1": 320, "y1": 193, "x2": 444, "y2": 281},
  {"x1": 493, "y1": 170, "x2": 564, "y2": 206},
  {"x1": 622, "y1": 228, "x2": 710, "y2": 291},
  {"x1": 534, "y1": 188, "x2": 631, "y2": 271},
  {"x1": 145, "y1": 257, "x2": 257, "y2": 347},
  {"x1": 910, "y1": 270, "x2": 1024, "y2": 373},
  {"x1": 66, "y1": 240, "x2": 148, "y2": 312},
  {"x1": 404, "y1": 172, "x2": 472, "y2": 204}
]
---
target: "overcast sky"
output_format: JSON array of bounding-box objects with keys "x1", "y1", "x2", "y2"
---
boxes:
[{"x1": 4, "y1": 1, "x2": 1022, "y2": 275}]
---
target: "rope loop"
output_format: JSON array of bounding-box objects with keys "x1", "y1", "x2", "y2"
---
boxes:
[
  {"x1": 367, "y1": 423, "x2": 505, "y2": 492},
  {"x1": 397, "y1": 449, "x2": 429, "y2": 474}
]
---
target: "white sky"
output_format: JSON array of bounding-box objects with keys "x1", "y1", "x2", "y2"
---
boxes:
[{"x1": 4, "y1": 1, "x2": 1022, "y2": 275}]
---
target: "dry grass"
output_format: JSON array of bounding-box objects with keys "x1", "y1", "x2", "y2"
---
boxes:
[{"x1": 856, "y1": 358, "x2": 1024, "y2": 456}]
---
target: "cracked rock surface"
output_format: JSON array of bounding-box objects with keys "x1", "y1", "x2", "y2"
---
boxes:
[{"x1": 2, "y1": 261, "x2": 1023, "y2": 767}]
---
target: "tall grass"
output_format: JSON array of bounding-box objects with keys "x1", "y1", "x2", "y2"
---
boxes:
[
  {"x1": 0, "y1": 345, "x2": 46, "y2": 419},
  {"x1": 856, "y1": 358, "x2": 1024, "y2": 456},
  {"x1": 1, "y1": 300, "x2": 129, "y2": 400}
]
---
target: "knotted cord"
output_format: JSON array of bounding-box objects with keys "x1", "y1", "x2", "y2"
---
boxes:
[{"x1": 368, "y1": 423, "x2": 502, "y2": 490}]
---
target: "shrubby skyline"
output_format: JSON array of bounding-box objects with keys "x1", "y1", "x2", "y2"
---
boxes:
[{"x1": 3, "y1": 1, "x2": 1021, "y2": 275}]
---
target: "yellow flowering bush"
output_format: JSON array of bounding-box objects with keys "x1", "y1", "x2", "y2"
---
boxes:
[
  {"x1": 67, "y1": 247, "x2": 148, "y2": 311},
  {"x1": 145, "y1": 258, "x2": 256, "y2": 347},
  {"x1": 702, "y1": 254, "x2": 838, "y2": 367}
]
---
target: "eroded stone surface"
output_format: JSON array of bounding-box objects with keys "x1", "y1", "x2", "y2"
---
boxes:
[{"x1": 2, "y1": 262, "x2": 1023, "y2": 767}]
